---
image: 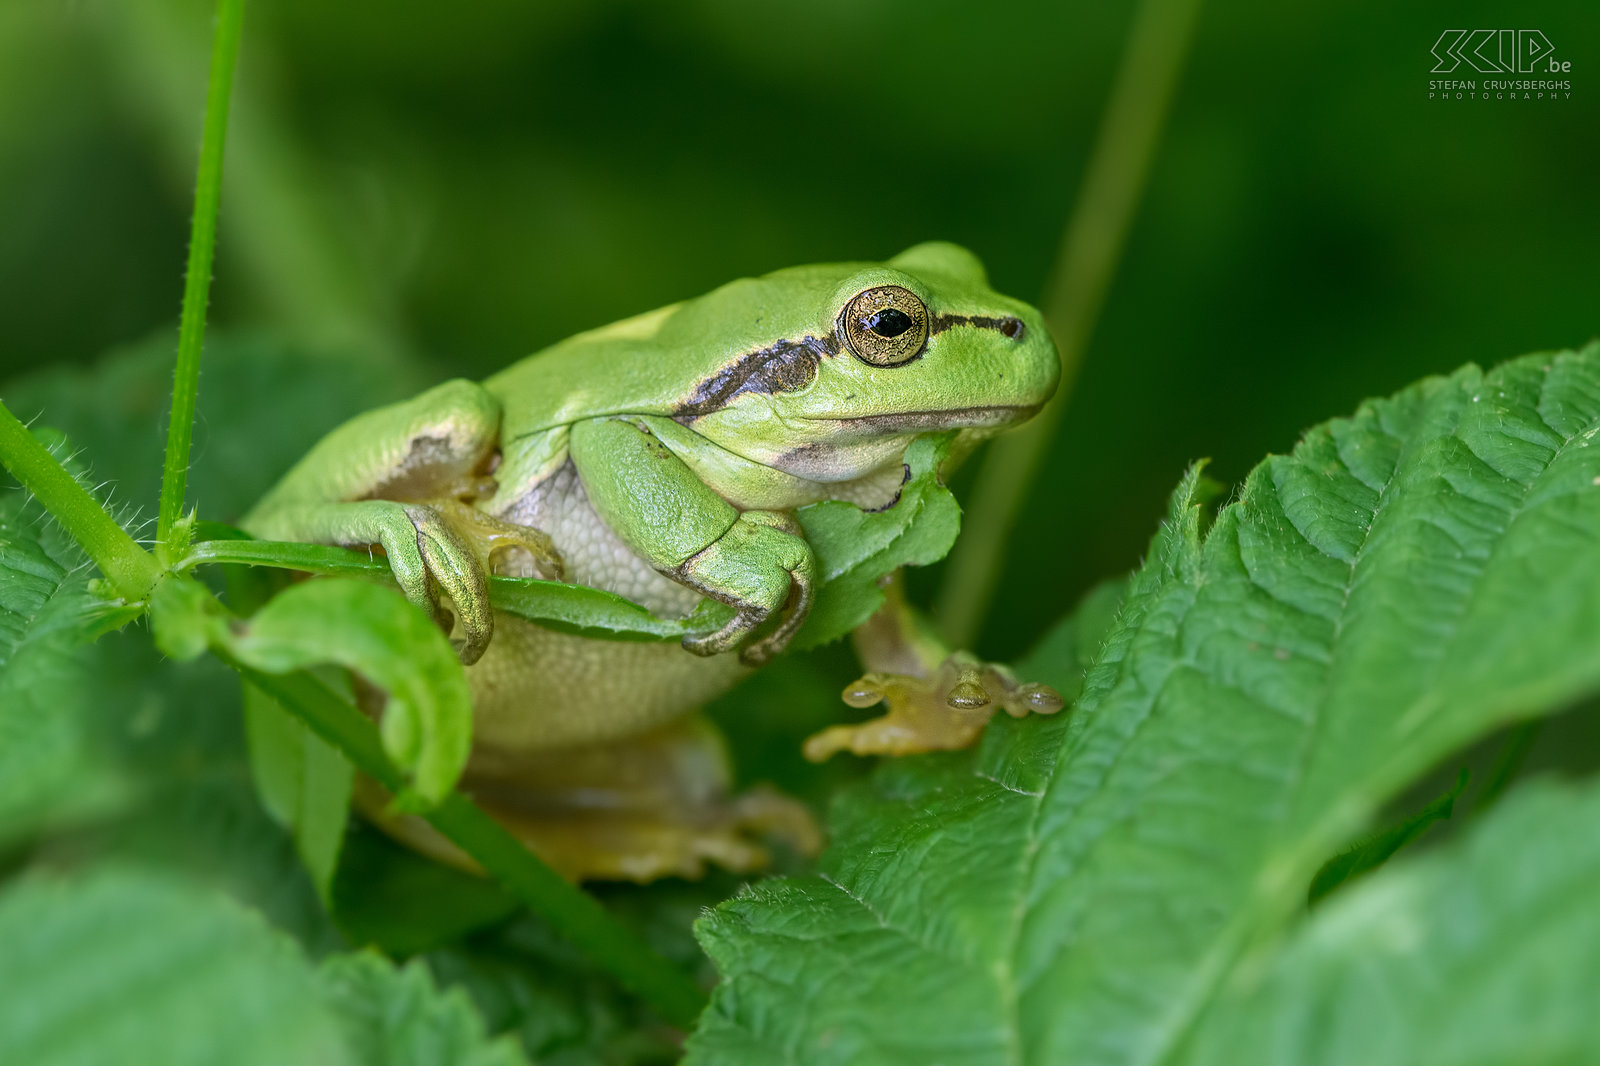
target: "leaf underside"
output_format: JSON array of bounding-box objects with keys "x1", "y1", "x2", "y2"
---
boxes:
[{"x1": 687, "y1": 344, "x2": 1600, "y2": 1066}]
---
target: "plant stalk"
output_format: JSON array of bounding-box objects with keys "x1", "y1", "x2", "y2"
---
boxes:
[
  {"x1": 228, "y1": 663, "x2": 709, "y2": 1029},
  {"x1": 157, "y1": 0, "x2": 245, "y2": 552},
  {"x1": 0, "y1": 402, "x2": 162, "y2": 599},
  {"x1": 935, "y1": 0, "x2": 1205, "y2": 647}
]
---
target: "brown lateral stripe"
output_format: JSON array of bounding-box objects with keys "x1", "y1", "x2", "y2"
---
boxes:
[
  {"x1": 930, "y1": 313, "x2": 1026, "y2": 340},
  {"x1": 675, "y1": 334, "x2": 840, "y2": 419}
]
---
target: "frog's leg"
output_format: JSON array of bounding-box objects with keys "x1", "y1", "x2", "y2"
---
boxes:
[
  {"x1": 242, "y1": 380, "x2": 561, "y2": 664},
  {"x1": 802, "y1": 574, "x2": 1065, "y2": 761},
  {"x1": 568, "y1": 415, "x2": 815, "y2": 665},
  {"x1": 357, "y1": 714, "x2": 823, "y2": 882}
]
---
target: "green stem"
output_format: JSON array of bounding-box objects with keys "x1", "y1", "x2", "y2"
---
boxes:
[
  {"x1": 227, "y1": 663, "x2": 708, "y2": 1029},
  {"x1": 934, "y1": 0, "x2": 1204, "y2": 648},
  {"x1": 0, "y1": 401, "x2": 162, "y2": 599},
  {"x1": 157, "y1": 0, "x2": 245, "y2": 552}
]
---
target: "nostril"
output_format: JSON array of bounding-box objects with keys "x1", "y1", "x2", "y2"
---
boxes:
[{"x1": 1000, "y1": 317, "x2": 1025, "y2": 340}]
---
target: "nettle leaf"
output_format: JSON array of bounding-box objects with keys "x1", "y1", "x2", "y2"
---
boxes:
[
  {"x1": 0, "y1": 868, "x2": 527, "y2": 1066},
  {"x1": 686, "y1": 344, "x2": 1600, "y2": 1066},
  {"x1": 1182, "y1": 777, "x2": 1600, "y2": 1066}
]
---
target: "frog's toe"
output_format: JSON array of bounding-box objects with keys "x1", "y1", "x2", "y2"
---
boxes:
[
  {"x1": 401, "y1": 504, "x2": 494, "y2": 665},
  {"x1": 945, "y1": 656, "x2": 1065, "y2": 719},
  {"x1": 805, "y1": 654, "x2": 1064, "y2": 761},
  {"x1": 737, "y1": 568, "x2": 815, "y2": 667},
  {"x1": 683, "y1": 608, "x2": 763, "y2": 659}
]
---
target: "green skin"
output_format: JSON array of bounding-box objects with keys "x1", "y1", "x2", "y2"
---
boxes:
[{"x1": 244, "y1": 242, "x2": 1060, "y2": 880}]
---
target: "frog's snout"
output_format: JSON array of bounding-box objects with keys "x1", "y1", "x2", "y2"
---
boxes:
[{"x1": 998, "y1": 316, "x2": 1026, "y2": 341}]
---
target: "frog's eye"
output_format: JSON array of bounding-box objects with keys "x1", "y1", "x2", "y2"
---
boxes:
[{"x1": 841, "y1": 285, "x2": 929, "y2": 367}]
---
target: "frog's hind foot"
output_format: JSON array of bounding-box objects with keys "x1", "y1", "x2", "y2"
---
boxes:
[
  {"x1": 485, "y1": 782, "x2": 820, "y2": 883},
  {"x1": 358, "y1": 716, "x2": 821, "y2": 883},
  {"x1": 803, "y1": 652, "x2": 1064, "y2": 761}
]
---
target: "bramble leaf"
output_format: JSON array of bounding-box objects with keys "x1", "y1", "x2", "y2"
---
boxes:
[{"x1": 687, "y1": 344, "x2": 1600, "y2": 1066}]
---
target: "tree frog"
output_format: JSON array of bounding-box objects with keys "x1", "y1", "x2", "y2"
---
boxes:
[{"x1": 244, "y1": 242, "x2": 1063, "y2": 881}]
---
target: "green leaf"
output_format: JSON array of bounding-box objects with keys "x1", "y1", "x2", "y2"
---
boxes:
[
  {"x1": 1182, "y1": 777, "x2": 1600, "y2": 1066},
  {"x1": 328, "y1": 822, "x2": 520, "y2": 955},
  {"x1": 426, "y1": 897, "x2": 708, "y2": 1066},
  {"x1": 317, "y1": 951, "x2": 531, "y2": 1066},
  {"x1": 0, "y1": 429, "x2": 137, "y2": 838},
  {"x1": 686, "y1": 344, "x2": 1600, "y2": 1066},
  {"x1": 0, "y1": 867, "x2": 529, "y2": 1066},
  {"x1": 151, "y1": 576, "x2": 473, "y2": 808},
  {"x1": 790, "y1": 432, "x2": 961, "y2": 649},
  {"x1": 0, "y1": 868, "x2": 351, "y2": 1066},
  {"x1": 1306, "y1": 766, "x2": 1468, "y2": 905},
  {"x1": 244, "y1": 680, "x2": 355, "y2": 902}
]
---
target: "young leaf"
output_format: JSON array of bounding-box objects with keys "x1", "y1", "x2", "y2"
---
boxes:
[
  {"x1": 1182, "y1": 777, "x2": 1600, "y2": 1066},
  {"x1": 151, "y1": 576, "x2": 473, "y2": 808},
  {"x1": 687, "y1": 344, "x2": 1600, "y2": 1066}
]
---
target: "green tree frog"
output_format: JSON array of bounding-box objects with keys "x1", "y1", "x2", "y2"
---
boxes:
[{"x1": 244, "y1": 242, "x2": 1062, "y2": 881}]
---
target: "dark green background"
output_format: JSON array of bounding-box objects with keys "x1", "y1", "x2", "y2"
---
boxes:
[{"x1": 3, "y1": 0, "x2": 1595, "y2": 656}]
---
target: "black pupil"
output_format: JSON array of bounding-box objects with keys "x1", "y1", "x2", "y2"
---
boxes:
[{"x1": 862, "y1": 308, "x2": 914, "y2": 338}]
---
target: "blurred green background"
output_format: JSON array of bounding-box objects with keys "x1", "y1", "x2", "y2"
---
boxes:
[{"x1": 2, "y1": 0, "x2": 1595, "y2": 653}]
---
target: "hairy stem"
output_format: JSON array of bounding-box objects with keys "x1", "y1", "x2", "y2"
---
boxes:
[
  {"x1": 0, "y1": 402, "x2": 162, "y2": 599},
  {"x1": 935, "y1": 0, "x2": 1205, "y2": 647},
  {"x1": 157, "y1": 0, "x2": 245, "y2": 552},
  {"x1": 227, "y1": 663, "x2": 708, "y2": 1029}
]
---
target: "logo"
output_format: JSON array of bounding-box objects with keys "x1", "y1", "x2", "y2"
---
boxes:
[{"x1": 1430, "y1": 30, "x2": 1568, "y2": 74}]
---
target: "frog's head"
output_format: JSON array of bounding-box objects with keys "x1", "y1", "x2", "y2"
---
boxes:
[{"x1": 671, "y1": 242, "x2": 1060, "y2": 481}]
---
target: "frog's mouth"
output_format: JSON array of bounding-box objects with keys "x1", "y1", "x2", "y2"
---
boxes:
[{"x1": 803, "y1": 404, "x2": 1040, "y2": 433}]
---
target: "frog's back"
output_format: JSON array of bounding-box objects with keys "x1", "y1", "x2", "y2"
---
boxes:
[
  {"x1": 483, "y1": 262, "x2": 862, "y2": 496},
  {"x1": 485, "y1": 263, "x2": 861, "y2": 436}
]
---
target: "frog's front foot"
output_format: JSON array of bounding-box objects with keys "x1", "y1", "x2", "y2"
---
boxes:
[
  {"x1": 803, "y1": 652, "x2": 1064, "y2": 761},
  {"x1": 677, "y1": 511, "x2": 816, "y2": 666},
  {"x1": 385, "y1": 500, "x2": 562, "y2": 666}
]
